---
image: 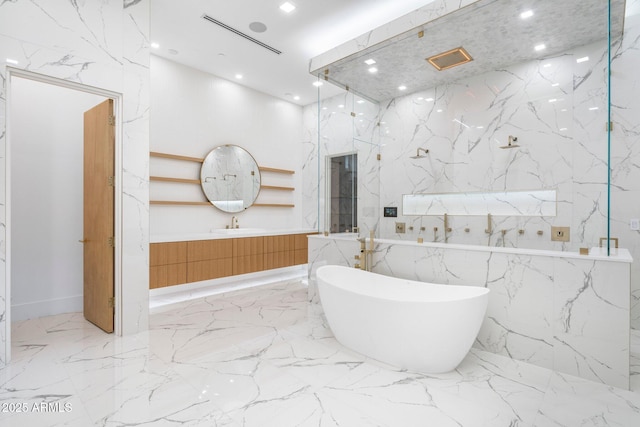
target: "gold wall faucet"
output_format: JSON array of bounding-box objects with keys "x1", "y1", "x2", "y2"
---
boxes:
[{"x1": 444, "y1": 213, "x2": 452, "y2": 243}]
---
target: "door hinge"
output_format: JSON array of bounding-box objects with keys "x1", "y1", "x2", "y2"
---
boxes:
[
  {"x1": 606, "y1": 121, "x2": 614, "y2": 131},
  {"x1": 108, "y1": 115, "x2": 115, "y2": 126},
  {"x1": 108, "y1": 297, "x2": 115, "y2": 308},
  {"x1": 108, "y1": 176, "x2": 115, "y2": 187},
  {"x1": 108, "y1": 236, "x2": 115, "y2": 248}
]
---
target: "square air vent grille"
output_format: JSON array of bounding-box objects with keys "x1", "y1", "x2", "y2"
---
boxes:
[{"x1": 427, "y1": 47, "x2": 473, "y2": 71}]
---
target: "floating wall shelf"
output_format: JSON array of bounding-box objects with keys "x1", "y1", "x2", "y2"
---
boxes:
[{"x1": 149, "y1": 151, "x2": 296, "y2": 208}]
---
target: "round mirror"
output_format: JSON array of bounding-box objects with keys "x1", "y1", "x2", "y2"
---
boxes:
[{"x1": 200, "y1": 145, "x2": 261, "y2": 212}]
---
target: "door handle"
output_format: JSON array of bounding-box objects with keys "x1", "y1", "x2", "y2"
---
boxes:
[{"x1": 78, "y1": 239, "x2": 88, "y2": 243}]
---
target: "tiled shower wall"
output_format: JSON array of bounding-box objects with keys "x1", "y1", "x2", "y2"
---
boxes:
[{"x1": 303, "y1": 13, "x2": 640, "y2": 328}]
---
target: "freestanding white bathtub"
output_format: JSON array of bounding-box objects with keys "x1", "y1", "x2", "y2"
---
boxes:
[{"x1": 316, "y1": 265, "x2": 490, "y2": 374}]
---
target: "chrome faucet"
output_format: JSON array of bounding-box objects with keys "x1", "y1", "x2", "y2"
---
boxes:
[{"x1": 228, "y1": 216, "x2": 238, "y2": 229}]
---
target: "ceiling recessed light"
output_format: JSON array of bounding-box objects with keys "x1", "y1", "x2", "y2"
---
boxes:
[
  {"x1": 520, "y1": 10, "x2": 534, "y2": 19},
  {"x1": 398, "y1": 85, "x2": 407, "y2": 91},
  {"x1": 364, "y1": 58, "x2": 376, "y2": 65},
  {"x1": 576, "y1": 56, "x2": 589, "y2": 63},
  {"x1": 312, "y1": 81, "x2": 323, "y2": 87},
  {"x1": 6, "y1": 58, "x2": 18, "y2": 65},
  {"x1": 279, "y1": 2, "x2": 296, "y2": 13},
  {"x1": 235, "y1": 74, "x2": 243, "y2": 79},
  {"x1": 534, "y1": 44, "x2": 546, "y2": 51},
  {"x1": 150, "y1": 42, "x2": 160, "y2": 49},
  {"x1": 368, "y1": 67, "x2": 378, "y2": 73},
  {"x1": 249, "y1": 22, "x2": 267, "y2": 33},
  {"x1": 293, "y1": 95, "x2": 300, "y2": 100}
]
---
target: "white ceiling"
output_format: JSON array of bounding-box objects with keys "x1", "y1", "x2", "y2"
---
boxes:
[{"x1": 150, "y1": 0, "x2": 432, "y2": 107}]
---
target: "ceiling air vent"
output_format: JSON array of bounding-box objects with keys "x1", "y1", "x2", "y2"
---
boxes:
[
  {"x1": 202, "y1": 14, "x2": 282, "y2": 55},
  {"x1": 427, "y1": 47, "x2": 473, "y2": 71}
]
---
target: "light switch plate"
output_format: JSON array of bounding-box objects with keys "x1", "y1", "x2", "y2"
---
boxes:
[{"x1": 631, "y1": 218, "x2": 640, "y2": 231}]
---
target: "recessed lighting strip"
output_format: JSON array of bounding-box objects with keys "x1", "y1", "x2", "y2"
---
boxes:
[{"x1": 202, "y1": 14, "x2": 282, "y2": 55}]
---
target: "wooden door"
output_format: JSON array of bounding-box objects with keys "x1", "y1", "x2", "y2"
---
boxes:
[{"x1": 82, "y1": 99, "x2": 115, "y2": 333}]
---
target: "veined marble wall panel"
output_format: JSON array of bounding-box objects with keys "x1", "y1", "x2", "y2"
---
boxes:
[
  {"x1": 553, "y1": 257, "x2": 630, "y2": 388},
  {"x1": 121, "y1": 1, "x2": 150, "y2": 335},
  {"x1": 307, "y1": 235, "x2": 359, "y2": 303},
  {"x1": 308, "y1": 236, "x2": 631, "y2": 388},
  {"x1": 302, "y1": 104, "x2": 319, "y2": 230},
  {"x1": 0, "y1": 0, "x2": 150, "y2": 364},
  {"x1": 379, "y1": 53, "x2": 579, "y2": 250}
]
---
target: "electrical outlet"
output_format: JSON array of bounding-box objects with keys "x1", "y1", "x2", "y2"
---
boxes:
[
  {"x1": 395, "y1": 222, "x2": 406, "y2": 233},
  {"x1": 631, "y1": 218, "x2": 640, "y2": 231},
  {"x1": 551, "y1": 226, "x2": 570, "y2": 242}
]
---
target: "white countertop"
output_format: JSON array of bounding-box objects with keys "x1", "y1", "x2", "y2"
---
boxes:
[
  {"x1": 309, "y1": 234, "x2": 633, "y2": 263},
  {"x1": 151, "y1": 229, "x2": 317, "y2": 243}
]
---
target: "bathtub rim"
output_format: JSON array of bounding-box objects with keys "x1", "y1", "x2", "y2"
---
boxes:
[{"x1": 316, "y1": 264, "x2": 489, "y2": 303}]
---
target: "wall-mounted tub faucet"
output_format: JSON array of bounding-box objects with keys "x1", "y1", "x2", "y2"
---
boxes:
[
  {"x1": 485, "y1": 213, "x2": 492, "y2": 246},
  {"x1": 444, "y1": 213, "x2": 452, "y2": 243}
]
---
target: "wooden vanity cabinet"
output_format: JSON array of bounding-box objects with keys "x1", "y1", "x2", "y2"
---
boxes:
[
  {"x1": 186, "y1": 239, "x2": 233, "y2": 283},
  {"x1": 149, "y1": 241, "x2": 187, "y2": 289},
  {"x1": 149, "y1": 232, "x2": 315, "y2": 289}
]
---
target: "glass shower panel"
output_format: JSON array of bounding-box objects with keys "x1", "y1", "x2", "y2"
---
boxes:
[
  {"x1": 317, "y1": 82, "x2": 380, "y2": 236},
  {"x1": 312, "y1": 0, "x2": 619, "y2": 252}
]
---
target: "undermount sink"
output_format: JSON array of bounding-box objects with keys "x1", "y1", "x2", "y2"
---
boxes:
[{"x1": 210, "y1": 228, "x2": 266, "y2": 235}]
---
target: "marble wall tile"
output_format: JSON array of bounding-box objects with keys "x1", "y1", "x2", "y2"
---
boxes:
[
  {"x1": 307, "y1": 235, "x2": 359, "y2": 303},
  {"x1": 553, "y1": 257, "x2": 630, "y2": 388}
]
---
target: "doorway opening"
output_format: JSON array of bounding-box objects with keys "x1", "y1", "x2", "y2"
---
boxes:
[
  {"x1": 328, "y1": 152, "x2": 358, "y2": 233},
  {"x1": 6, "y1": 69, "x2": 123, "y2": 360}
]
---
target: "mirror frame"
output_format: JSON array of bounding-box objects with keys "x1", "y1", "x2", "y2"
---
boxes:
[{"x1": 200, "y1": 144, "x2": 261, "y2": 213}]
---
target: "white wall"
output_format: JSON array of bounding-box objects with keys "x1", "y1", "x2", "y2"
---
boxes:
[
  {"x1": 10, "y1": 78, "x2": 106, "y2": 321},
  {"x1": 150, "y1": 55, "x2": 304, "y2": 235}
]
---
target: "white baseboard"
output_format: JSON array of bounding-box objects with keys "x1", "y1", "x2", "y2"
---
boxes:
[{"x1": 12, "y1": 295, "x2": 83, "y2": 322}]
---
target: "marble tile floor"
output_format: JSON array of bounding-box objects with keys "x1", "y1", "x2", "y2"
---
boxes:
[{"x1": 3, "y1": 279, "x2": 640, "y2": 427}]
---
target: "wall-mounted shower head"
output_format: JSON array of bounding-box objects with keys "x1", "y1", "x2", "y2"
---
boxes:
[
  {"x1": 499, "y1": 135, "x2": 519, "y2": 149},
  {"x1": 410, "y1": 147, "x2": 430, "y2": 159}
]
